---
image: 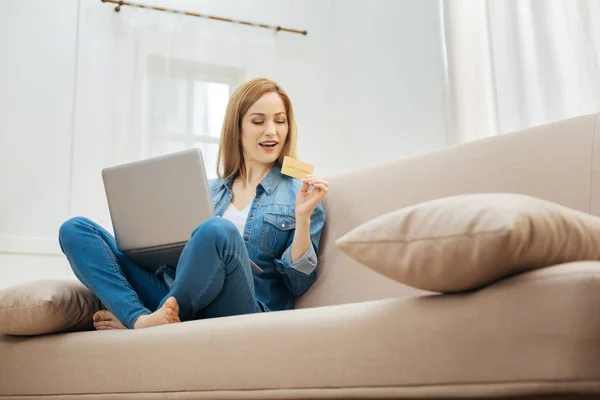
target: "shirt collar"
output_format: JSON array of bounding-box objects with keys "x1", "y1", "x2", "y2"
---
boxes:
[
  {"x1": 259, "y1": 164, "x2": 283, "y2": 195},
  {"x1": 221, "y1": 164, "x2": 283, "y2": 196}
]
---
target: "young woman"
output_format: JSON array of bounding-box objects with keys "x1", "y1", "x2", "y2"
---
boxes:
[{"x1": 58, "y1": 78, "x2": 328, "y2": 329}]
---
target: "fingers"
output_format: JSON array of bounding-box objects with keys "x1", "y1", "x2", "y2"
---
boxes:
[
  {"x1": 300, "y1": 178, "x2": 311, "y2": 193},
  {"x1": 299, "y1": 175, "x2": 329, "y2": 206},
  {"x1": 312, "y1": 183, "x2": 329, "y2": 194},
  {"x1": 302, "y1": 176, "x2": 329, "y2": 188}
]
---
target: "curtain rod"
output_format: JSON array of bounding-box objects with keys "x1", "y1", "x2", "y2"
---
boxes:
[{"x1": 100, "y1": 0, "x2": 308, "y2": 36}]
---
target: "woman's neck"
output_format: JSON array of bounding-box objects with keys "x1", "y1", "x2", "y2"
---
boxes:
[{"x1": 238, "y1": 162, "x2": 274, "y2": 188}]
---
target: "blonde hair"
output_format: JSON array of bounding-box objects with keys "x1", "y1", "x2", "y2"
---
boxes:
[{"x1": 217, "y1": 77, "x2": 298, "y2": 181}]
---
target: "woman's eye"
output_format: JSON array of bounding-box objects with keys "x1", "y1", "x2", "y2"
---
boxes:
[
  {"x1": 252, "y1": 121, "x2": 264, "y2": 125},
  {"x1": 275, "y1": 120, "x2": 287, "y2": 124}
]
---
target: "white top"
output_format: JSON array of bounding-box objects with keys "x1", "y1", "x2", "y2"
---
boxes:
[{"x1": 222, "y1": 202, "x2": 251, "y2": 235}]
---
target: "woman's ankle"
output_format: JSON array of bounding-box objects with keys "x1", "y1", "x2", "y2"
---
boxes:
[{"x1": 132, "y1": 313, "x2": 151, "y2": 329}]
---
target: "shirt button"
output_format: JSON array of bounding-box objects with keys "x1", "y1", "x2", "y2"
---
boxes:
[
  {"x1": 244, "y1": 237, "x2": 249, "y2": 241},
  {"x1": 249, "y1": 214, "x2": 254, "y2": 218},
  {"x1": 281, "y1": 223, "x2": 286, "y2": 228}
]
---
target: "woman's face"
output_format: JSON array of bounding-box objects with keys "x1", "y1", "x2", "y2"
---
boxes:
[{"x1": 240, "y1": 92, "x2": 288, "y2": 167}]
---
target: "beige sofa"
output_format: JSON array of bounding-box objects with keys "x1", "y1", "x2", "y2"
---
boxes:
[{"x1": 2, "y1": 113, "x2": 600, "y2": 399}]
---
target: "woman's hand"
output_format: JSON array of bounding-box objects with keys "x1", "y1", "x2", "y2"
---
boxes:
[
  {"x1": 290, "y1": 175, "x2": 328, "y2": 263},
  {"x1": 295, "y1": 175, "x2": 329, "y2": 218}
]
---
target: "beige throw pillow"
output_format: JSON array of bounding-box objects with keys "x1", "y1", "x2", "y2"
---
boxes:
[
  {"x1": 336, "y1": 193, "x2": 600, "y2": 292},
  {"x1": 0, "y1": 280, "x2": 102, "y2": 335}
]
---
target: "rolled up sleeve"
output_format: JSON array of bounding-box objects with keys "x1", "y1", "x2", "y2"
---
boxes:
[{"x1": 274, "y1": 203, "x2": 326, "y2": 296}]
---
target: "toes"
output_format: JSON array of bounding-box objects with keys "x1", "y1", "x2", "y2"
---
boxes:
[
  {"x1": 165, "y1": 308, "x2": 178, "y2": 317},
  {"x1": 96, "y1": 325, "x2": 114, "y2": 330},
  {"x1": 110, "y1": 319, "x2": 126, "y2": 329},
  {"x1": 93, "y1": 321, "x2": 111, "y2": 329},
  {"x1": 94, "y1": 320, "x2": 125, "y2": 330},
  {"x1": 164, "y1": 308, "x2": 180, "y2": 323},
  {"x1": 93, "y1": 310, "x2": 118, "y2": 323},
  {"x1": 165, "y1": 297, "x2": 178, "y2": 310},
  {"x1": 93, "y1": 310, "x2": 108, "y2": 322},
  {"x1": 164, "y1": 297, "x2": 180, "y2": 323}
]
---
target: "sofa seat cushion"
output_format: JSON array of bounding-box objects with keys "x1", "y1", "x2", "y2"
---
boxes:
[{"x1": 1, "y1": 262, "x2": 599, "y2": 399}]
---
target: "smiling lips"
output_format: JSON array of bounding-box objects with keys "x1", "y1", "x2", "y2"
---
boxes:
[{"x1": 259, "y1": 140, "x2": 278, "y2": 151}]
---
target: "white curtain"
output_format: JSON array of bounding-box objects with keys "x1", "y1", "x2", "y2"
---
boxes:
[
  {"x1": 70, "y1": 3, "x2": 299, "y2": 229},
  {"x1": 444, "y1": 0, "x2": 600, "y2": 143}
]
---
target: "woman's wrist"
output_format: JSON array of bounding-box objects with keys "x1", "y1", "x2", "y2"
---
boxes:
[
  {"x1": 291, "y1": 214, "x2": 311, "y2": 263},
  {"x1": 295, "y1": 213, "x2": 311, "y2": 225}
]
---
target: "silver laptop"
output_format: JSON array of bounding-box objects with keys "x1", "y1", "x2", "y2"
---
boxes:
[
  {"x1": 102, "y1": 148, "x2": 263, "y2": 274},
  {"x1": 102, "y1": 148, "x2": 214, "y2": 271}
]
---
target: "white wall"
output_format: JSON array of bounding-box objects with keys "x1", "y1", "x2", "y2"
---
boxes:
[
  {"x1": 305, "y1": 0, "x2": 450, "y2": 172},
  {"x1": 0, "y1": 0, "x2": 79, "y2": 287},
  {"x1": 141, "y1": 0, "x2": 450, "y2": 173},
  {"x1": 0, "y1": 0, "x2": 448, "y2": 288}
]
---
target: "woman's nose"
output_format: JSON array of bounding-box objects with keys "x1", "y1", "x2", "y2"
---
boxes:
[{"x1": 264, "y1": 122, "x2": 277, "y2": 135}]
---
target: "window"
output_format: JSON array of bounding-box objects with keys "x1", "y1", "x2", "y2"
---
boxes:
[{"x1": 146, "y1": 58, "x2": 243, "y2": 179}]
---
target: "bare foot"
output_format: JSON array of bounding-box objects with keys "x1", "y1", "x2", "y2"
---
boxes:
[
  {"x1": 133, "y1": 297, "x2": 180, "y2": 329},
  {"x1": 93, "y1": 310, "x2": 126, "y2": 330}
]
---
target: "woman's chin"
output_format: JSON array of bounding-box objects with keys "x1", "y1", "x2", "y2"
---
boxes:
[
  {"x1": 259, "y1": 154, "x2": 281, "y2": 165},
  {"x1": 247, "y1": 149, "x2": 281, "y2": 166}
]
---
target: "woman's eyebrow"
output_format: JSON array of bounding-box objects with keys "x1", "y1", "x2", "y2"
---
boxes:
[{"x1": 249, "y1": 112, "x2": 287, "y2": 117}]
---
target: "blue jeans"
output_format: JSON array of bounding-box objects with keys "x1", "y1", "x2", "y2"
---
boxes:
[{"x1": 59, "y1": 216, "x2": 261, "y2": 328}]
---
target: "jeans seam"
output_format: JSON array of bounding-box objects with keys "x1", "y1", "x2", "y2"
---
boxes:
[
  {"x1": 95, "y1": 224, "x2": 167, "y2": 292},
  {"x1": 222, "y1": 251, "x2": 248, "y2": 276},
  {"x1": 137, "y1": 269, "x2": 170, "y2": 292},
  {"x1": 91, "y1": 225, "x2": 148, "y2": 316},
  {"x1": 190, "y1": 258, "x2": 222, "y2": 312}
]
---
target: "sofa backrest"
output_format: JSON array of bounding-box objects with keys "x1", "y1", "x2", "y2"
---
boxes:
[{"x1": 296, "y1": 112, "x2": 600, "y2": 309}]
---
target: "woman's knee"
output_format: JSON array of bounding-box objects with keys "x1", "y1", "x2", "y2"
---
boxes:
[
  {"x1": 191, "y1": 217, "x2": 239, "y2": 241},
  {"x1": 58, "y1": 216, "x2": 95, "y2": 247}
]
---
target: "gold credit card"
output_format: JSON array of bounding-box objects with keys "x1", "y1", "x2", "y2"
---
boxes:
[{"x1": 281, "y1": 156, "x2": 314, "y2": 180}]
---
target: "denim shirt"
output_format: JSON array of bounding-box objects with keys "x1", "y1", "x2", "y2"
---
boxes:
[{"x1": 209, "y1": 164, "x2": 326, "y2": 312}]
